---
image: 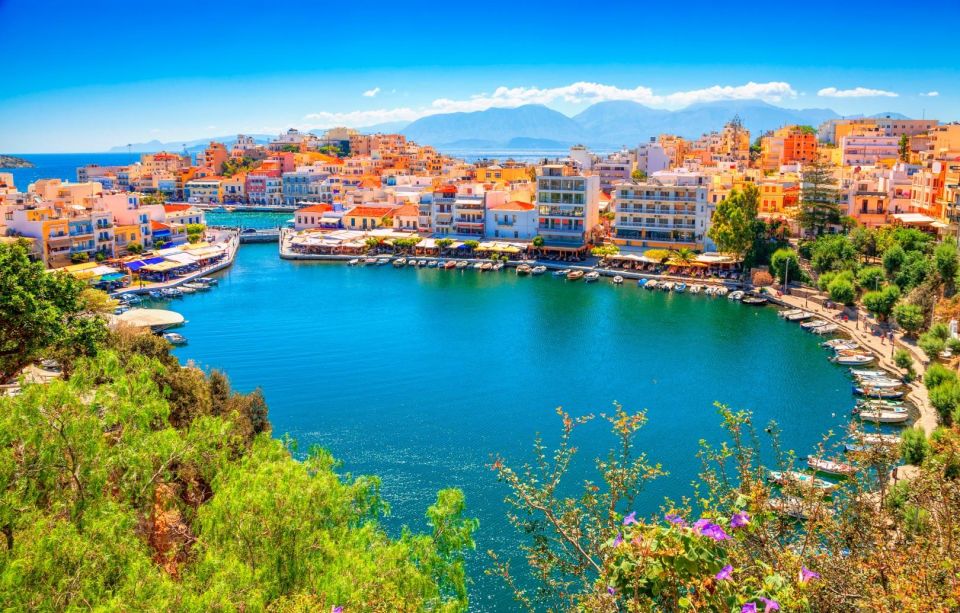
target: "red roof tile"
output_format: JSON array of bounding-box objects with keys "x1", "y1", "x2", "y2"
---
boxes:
[
  {"x1": 297, "y1": 204, "x2": 334, "y2": 214},
  {"x1": 490, "y1": 200, "x2": 534, "y2": 211}
]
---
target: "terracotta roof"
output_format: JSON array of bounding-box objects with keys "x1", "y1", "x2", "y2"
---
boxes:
[
  {"x1": 150, "y1": 221, "x2": 170, "y2": 230},
  {"x1": 344, "y1": 206, "x2": 395, "y2": 218},
  {"x1": 163, "y1": 204, "x2": 193, "y2": 212},
  {"x1": 297, "y1": 204, "x2": 334, "y2": 214},
  {"x1": 393, "y1": 204, "x2": 419, "y2": 217},
  {"x1": 490, "y1": 200, "x2": 534, "y2": 211}
]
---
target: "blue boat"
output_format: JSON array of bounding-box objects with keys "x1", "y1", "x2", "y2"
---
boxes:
[{"x1": 637, "y1": 278, "x2": 648, "y2": 287}]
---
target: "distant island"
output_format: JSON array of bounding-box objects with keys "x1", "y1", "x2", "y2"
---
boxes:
[{"x1": 0, "y1": 154, "x2": 34, "y2": 168}]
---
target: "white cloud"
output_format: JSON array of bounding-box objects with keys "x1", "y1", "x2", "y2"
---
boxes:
[
  {"x1": 817, "y1": 87, "x2": 898, "y2": 98},
  {"x1": 304, "y1": 80, "x2": 798, "y2": 128},
  {"x1": 362, "y1": 87, "x2": 381, "y2": 97},
  {"x1": 920, "y1": 91, "x2": 940, "y2": 97}
]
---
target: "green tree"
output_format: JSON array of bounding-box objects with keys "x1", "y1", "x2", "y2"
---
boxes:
[
  {"x1": 70, "y1": 251, "x2": 89, "y2": 264},
  {"x1": 900, "y1": 427, "x2": 930, "y2": 465},
  {"x1": 893, "y1": 348, "x2": 915, "y2": 379},
  {"x1": 827, "y1": 277, "x2": 855, "y2": 305},
  {"x1": 0, "y1": 242, "x2": 109, "y2": 380},
  {"x1": 799, "y1": 159, "x2": 841, "y2": 236},
  {"x1": 883, "y1": 244, "x2": 906, "y2": 276},
  {"x1": 893, "y1": 302, "x2": 925, "y2": 335},
  {"x1": 861, "y1": 284, "x2": 901, "y2": 320},
  {"x1": 127, "y1": 243, "x2": 143, "y2": 255},
  {"x1": 706, "y1": 186, "x2": 758, "y2": 265},
  {"x1": 769, "y1": 248, "x2": 802, "y2": 285},
  {"x1": 630, "y1": 169, "x2": 647, "y2": 182},
  {"x1": 857, "y1": 266, "x2": 886, "y2": 291},
  {"x1": 898, "y1": 134, "x2": 910, "y2": 162},
  {"x1": 934, "y1": 238, "x2": 959, "y2": 294},
  {"x1": 810, "y1": 234, "x2": 858, "y2": 273}
]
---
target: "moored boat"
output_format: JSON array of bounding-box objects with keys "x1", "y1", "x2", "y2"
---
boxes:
[
  {"x1": 786, "y1": 311, "x2": 812, "y2": 321},
  {"x1": 801, "y1": 319, "x2": 829, "y2": 329},
  {"x1": 779, "y1": 308, "x2": 802, "y2": 318},
  {"x1": 812, "y1": 324, "x2": 839, "y2": 335},
  {"x1": 531, "y1": 265, "x2": 546, "y2": 275},
  {"x1": 833, "y1": 354, "x2": 875, "y2": 366},
  {"x1": 162, "y1": 332, "x2": 187, "y2": 346},
  {"x1": 567, "y1": 270, "x2": 585, "y2": 281},
  {"x1": 674, "y1": 283, "x2": 687, "y2": 293},
  {"x1": 393, "y1": 257, "x2": 407, "y2": 267},
  {"x1": 584, "y1": 271, "x2": 600, "y2": 283},
  {"x1": 807, "y1": 457, "x2": 856, "y2": 477},
  {"x1": 854, "y1": 386, "x2": 904, "y2": 399},
  {"x1": 645, "y1": 280, "x2": 659, "y2": 290},
  {"x1": 427, "y1": 260, "x2": 438, "y2": 268},
  {"x1": 660, "y1": 281, "x2": 674, "y2": 291},
  {"x1": 445, "y1": 260, "x2": 457, "y2": 269},
  {"x1": 456, "y1": 261, "x2": 469, "y2": 269},
  {"x1": 637, "y1": 278, "x2": 648, "y2": 287},
  {"x1": 612, "y1": 275, "x2": 624, "y2": 285},
  {"x1": 516, "y1": 264, "x2": 532, "y2": 275},
  {"x1": 481, "y1": 262, "x2": 493, "y2": 271},
  {"x1": 376, "y1": 257, "x2": 390, "y2": 265},
  {"x1": 553, "y1": 268, "x2": 571, "y2": 277},
  {"x1": 690, "y1": 284, "x2": 702, "y2": 294},
  {"x1": 728, "y1": 290, "x2": 744, "y2": 301},
  {"x1": 364, "y1": 257, "x2": 377, "y2": 265},
  {"x1": 858, "y1": 409, "x2": 910, "y2": 424},
  {"x1": 741, "y1": 295, "x2": 768, "y2": 306},
  {"x1": 768, "y1": 470, "x2": 839, "y2": 494},
  {"x1": 348, "y1": 258, "x2": 359, "y2": 266}
]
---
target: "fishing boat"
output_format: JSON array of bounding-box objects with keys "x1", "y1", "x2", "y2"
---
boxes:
[
  {"x1": 855, "y1": 386, "x2": 905, "y2": 399},
  {"x1": 858, "y1": 409, "x2": 910, "y2": 424},
  {"x1": 715, "y1": 287, "x2": 729, "y2": 296},
  {"x1": 850, "y1": 368, "x2": 886, "y2": 377},
  {"x1": 812, "y1": 324, "x2": 839, "y2": 335},
  {"x1": 637, "y1": 278, "x2": 648, "y2": 287},
  {"x1": 456, "y1": 261, "x2": 469, "y2": 269},
  {"x1": 786, "y1": 311, "x2": 812, "y2": 321},
  {"x1": 393, "y1": 258, "x2": 407, "y2": 267},
  {"x1": 856, "y1": 432, "x2": 902, "y2": 446},
  {"x1": 768, "y1": 470, "x2": 839, "y2": 494},
  {"x1": 741, "y1": 295, "x2": 768, "y2": 306},
  {"x1": 612, "y1": 275, "x2": 624, "y2": 285},
  {"x1": 516, "y1": 264, "x2": 532, "y2": 275},
  {"x1": 148, "y1": 290, "x2": 163, "y2": 299},
  {"x1": 728, "y1": 290, "x2": 744, "y2": 301},
  {"x1": 197, "y1": 277, "x2": 218, "y2": 285},
  {"x1": 779, "y1": 308, "x2": 802, "y2": 318},
  {"x1": 833, "y1": 354, "x2": 875, "y2": 366},
  {"x1": 348, "y1": 258, "x2": 359, "y2": 266},
  {"x1": 553, "y1": 268, "x2": 571, "y2": 277},
  {"x1": 427, "y1": 260, "x2": 438, "y2": 268},
  {"x1": 674, "y1": 283, "x2": 687, "y2": 293},
  {"x1": 531, "y1": 266, "x2": 547, "y2": 275},
  {"x1": 855, "y1": 398, "x2": 905, "y2": 411},
  {"x1": 704, "y1": 286, "x2": 716, "y2": 295},
  {"x1": 823, "y1": 339, "x2": 858, "y2": 350},
  {"x1": 567, "y1": 270, "x2": 585, "y2": 281},
  {"x1": 473, "y1": 262, "x2": 484, "y2": 270},
  {"x1": 801, "y1": 319, "x2": 829, "y2": 329},
  {"x1": 376, "y1": 257, "x2": 390, "y2": 265},
  {"x1": 584, "y1": 271, "x2": 600, "y2": 282},
  {"x1": 807, "y1": 457, "x2": 856, "y2": 477},
  {"x1": 481, "y1": 262, "x2": 494, "y2": 271},
  {"x1": 161, "y1": 288, "x2": 182, "y2": 298},
  {"x1": 646, "y1": 280, "x2": 659, "y2": 290},
  {"x1": 162, "y1": 332, "x2": 187, "y2": 346},
  {"x1": 178, "y1": 286, "x2": 196, "y2": 295},
  {"x1": 690, "y1": 284, "x2": 702, "y2": 294},
  {"x1": 851, "y1": 377, "x2": 902, "y2": 389},
  {"x1": 445, "y1": 261, "x2": 457, "y2": 269},
  {"x1": 660, "y1": 281, "x2": 674, "y2": 291},
  {"x1": 364, "y1": 257, "x2": 377, "y2": 265},
  {"x1": 768, "y1": 496, "x2": 832, "y2": 521},
  {"x1": 493, "y1": 262, "x2": 504, "y2": 271}
]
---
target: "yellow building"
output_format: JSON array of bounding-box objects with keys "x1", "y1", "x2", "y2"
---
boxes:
[
  {"x1": 474, "y1": 164, "x2": 529, "y2": 184},
  {"x1": 114, "y1": 224, "x2": 145, "y2": 254}
]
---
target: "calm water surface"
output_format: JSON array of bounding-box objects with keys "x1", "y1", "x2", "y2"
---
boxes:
[{"x1": 166, "y1": 243, "x2": 855, "y2": 610}]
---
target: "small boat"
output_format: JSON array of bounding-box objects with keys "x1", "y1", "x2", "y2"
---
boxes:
[
  {"x1": 427, "y1": 260, "x2": 438, "y2": 268},
  {"x1": 393, "y1": 258, "x2": 407, "y2": 267},
  {"x1": 148, "y1": 290, "x2": 163, "y2": 299},
  {"x1": 660, "y1": 281, "x2": 674, "y2": 291},
  {"x1": 858, "y1": 409, "x2": 910, "y2": 424},
  {"x1": 823, "y1": 339, "x2": 859, "y2": 350},
  {"x1": 728, "y1": 290, "x2": 744, "y2": 301},
  {"x1": 855, "y1": 432, "x2": 902, "y2": 446},
  {"x1": 456, "y1": 261, "x2": 469, "y2": 269},
  {"x1": 553, "y1": 268, "x2": 571, "y2": 277},
  {"x1": 364, "y1": 257, "x2": 377, "y2": 265},
  {"x1": 198, "y1": 277, "x2": 218, "y2": 285},
  {"x1": 162, "y1": 332, "x2": 187, "y2": 346},
  {"x1": 418, "y1": 259, "x2": 427, "y2": 267},
  {"x1": 637, "y1": 278, "x2": 648, "y2": 287},
  {"x1": 567, "y1": 270, "x2": 585, "y2": 281},
  {"x1": 516, "y1": 264, "x2": 532, "y2": 275},
  {"x1": 531, "y1": 266, "x2": 546, "y2": 275},
  {"x1": 741, "y1": 295, "x2": 768, "y2": 306},
  {"x1": 376, "y1": 257, "x2": 390, "y2": 266},
  {"x1": 768, "y1": 496, "x2": 832, "y2": 521},
  {"x1": 407, "y1": 258, "x2": 417, "y2": 266},
  {"x1": 178, "y1": 286, "x2": 196, "y2": 294},
  {"x1": 612, "y1": 275, "x2": 624, "y2": 285},
  {"x1": 807, "y1": 457, "x2": 856, "y2": 477},
  {"x1": 850, "y1": 368, "x2": 886, "y2": 378},
  {"x1": 856, "y1": 398, "x2": 905, "y2": 410},
  {"x1": 674, "y1": 283, "x2": 687, "y2": 293},
  {"x1": 584, "y1": 271, "x2": 600, "y2": 283},
  {"x1": 114, "y1": 306, "x2": 129, "y2": 315},
  {"x1": 348, "y1": 258, "x2": 360, "y2": 266},
  {"x1": 493, "y1": 262, "x2": 504, "y2": 271},
  {"x1": 812, "y1": 324, "x2": 839, "y2": 335},
  {"x1": 690, "y1": 284, "x2": 702, "y2": 294},
  {"x1": 851, "y1": 377, "x2": 902, "y2": 389},
  {"x1": 715, "y1": 287, "x2": 729, "y2": 296},
  {"x1": 779, "y1": 309, "x2": 802, "y2": 318},
  {"x1": 183, "y1": 282, "x2": 208, "y2": 291},
  {"x1": 704, "y1": 286, "x2": 716, "y2": 295},
  {"x1": 161, "y1": 288, "x2": 182, "y2": 298},
  {"x1": 123, "y1": 294, "x2": 142, "y2": 305},
  {"x1": 645, "y1": 280, "x2": 659, "y2": 290},
  {"x1": 768, "y1": 470, "x2": 839, "y2": 494},
  {"x1": 834, "y1": 354, "x2": 875, "y2": 366},
  {"x1": 786, "y1": 311, "x2": 812, "y2": 321},
  {"x1": 445, "y1": 261, "x2": 458, "y2": 269},
  {"x1": 481, "y1": 262, "x2": 494, "y2": 271},
  {"x1": 801, "y1": 319, "x2": 829, "y2": 329},
  {"x1": 473, "y1": 262, "x2": 484, "y2": 270},
  {"x1": 855, "y1": 386, "x2": 904, "y2": 399}
]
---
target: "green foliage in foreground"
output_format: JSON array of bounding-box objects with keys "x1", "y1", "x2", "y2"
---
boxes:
[{"x1": 0, "y1": 342, "x2": 475, "y2": 611}]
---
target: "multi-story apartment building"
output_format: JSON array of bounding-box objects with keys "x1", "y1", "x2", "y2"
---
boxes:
[
  {"x1": 610, "y1": 169, "x2": 713, "y2": 251},
  {"x1": 594, "y1": 155, "x2": 634, "y2": 191},
  {"x1": 535, "y1": 165, "x2": 600, "y2": 250},
  {"x1": 201, "y1": 142, "x2": 228, "y2": 172},
  {"x1": 760, "y1": 126, "x2": 817, "y2": 171},
  {"x1": 840, "y1": 135, "x2": 900, "y2": 166},
  {"x1": 246, "y1": 169, "x2": 283, "y2": 206},
  {"x1": 485, "y1": 200, "x2": 537, "y2": 239},
  {"x1": 184, "y1": 177, "x2": 223, "y2": 203},
  {"x1": 282, "y1": 167, "x2": 329, "y2": 206},
  {"x1": 141, "y1": 152, "x2": 191, "y2": 176},
  {"x1": 636, "y1": 140, "x2": 670, "y2": 176}
]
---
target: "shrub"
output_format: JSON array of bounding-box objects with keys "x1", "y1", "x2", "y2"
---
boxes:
[
  {"x1": 827, "y1": 277, "x2": 856, "y2": 305},
  {"x1": 862, "y1": 285, "x2": 901, "y2": 320},
  {"x1": 901, "y1": 427, "x2": 931, "y2": 465},
  {"x1": 857, "y1": 266, "x2": 886, "y2": 291},
  {"x1": 751, "y1": 270, "x2": 773, "y2": 287},
  {"x1": 769, "y1": 248, "x2": 802, "y2": 284},
  {"x1": 924, "y1": 363, "x2": 957, "y2": 389},
  {"x1": 883, "y1": 244, "x2": 906, "y2": 275},
  {"x1": 919, "y1": 333, "x2": 947, "y2": 361},
  {"x1": 928, "y1": 381, "x2": 960, "y2": 422}
]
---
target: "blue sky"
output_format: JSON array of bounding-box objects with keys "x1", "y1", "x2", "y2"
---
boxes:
[{"x1": 1, "y1": 0, "x2": 957, "y2": 152}]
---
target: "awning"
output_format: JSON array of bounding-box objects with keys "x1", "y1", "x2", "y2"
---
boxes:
[
  {"x1": 63, "y1": 261, "x2": 98, "y2": 273},
  {"x1": 142, "y1": 256, "x2": 165, "y2": 265},
  {"x1": 89, "y1": 265, "x2": 119, "y2": 276},
  {"x1": 124, "y1": 260, "x2": 147, "y2": 271},
  {"x1": 165, "y1": 253, "x2": 198, "y2": 265},
  {"x1": 142, "y1": 261, "x2": 182, "y2": 272},
  {"x1": 99, "y1": 272, "x2": 127, "y2": 282}
]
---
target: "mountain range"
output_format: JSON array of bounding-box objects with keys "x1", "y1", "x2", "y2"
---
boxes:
[{"x1": 109, "y1": 101, "x2": 918, "y2": 153}]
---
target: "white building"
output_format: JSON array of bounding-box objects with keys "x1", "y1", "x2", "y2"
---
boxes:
[
  {"x1": 611, "y1": 169, "x2": 714, "y2": 251},
  {"x1": 635, "y1": 140, "x2": 670, "y2": 176},
  {"x1": 841, "y1": 135, "x2": 900, "y2": 166},
  {"x1": 485, "y1": 200, "x2": 537, "y2": 240},
  {"x1": 535, "y1": 165, "x2": 601, "y2": 249}
]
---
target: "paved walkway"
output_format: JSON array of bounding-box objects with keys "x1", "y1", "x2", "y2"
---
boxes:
[{"x1": 770, "y1": 288, "x2": 936, "y2": 435}]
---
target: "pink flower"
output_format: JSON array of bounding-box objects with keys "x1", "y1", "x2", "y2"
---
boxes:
[
  {"x1": 800, "y1": 565, "x2": 820, "y2": 583},
  {"x1": 715, "y1": 564, "x2": 733, "y2": 581},
  {"x1": 730, "y1": 511, "x2": 750, "y2": 529},
  {"x1": 607, "y1": 586, "x2": 616, "y2": 595},
  {"x1": 741, "y1": 604, "x2": 757, "y2": 613},
  {"x1": 664, "y1": 513, "x2": 686, "y2": 526},
  {"x1": 695, "y1": 521, "x2": 731, "y2": 541},
  {"x1": 612, "y1": 532, "x2": 623, "y2": 547},
  {"x1": 760, "y1": 597, "x2": 780, "y2": 612},
  {"x1": 623, "y1": 511, "x2": 637, "y2": 526},
  {"x1": 332, "y1": 607, "x2": 343, "y2": 613}
]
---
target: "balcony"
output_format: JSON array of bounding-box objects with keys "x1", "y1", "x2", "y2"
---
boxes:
[{"x1": 538, "y1": 225, "x2": 583, "y2": 235}]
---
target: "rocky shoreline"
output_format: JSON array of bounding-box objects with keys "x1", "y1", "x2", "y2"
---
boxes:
[{"x1": 0, "y1": 154, "x2": 34, "y2": 168}]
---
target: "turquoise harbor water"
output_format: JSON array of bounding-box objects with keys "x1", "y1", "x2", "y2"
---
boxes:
[{"x1": 166, "y1": 243, "x2": 856, "y2": 610}]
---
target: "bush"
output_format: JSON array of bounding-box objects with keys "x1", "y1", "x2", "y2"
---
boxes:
[
  {"x1": 862, "y1": 285, "x2": 901, "y2": 320},
  {"x1": 810, "y1": 234, "x2": 858, "y2": 273},
  {"x1": 827, "y1": 277, "x2": 856, "y2": 305},
  {"x1": 901, "y1": 427, "x2": 931, "y2": 465},
  {"x1": 934, "y1": 239, "x2": 959, "y2": 282},
  {"x1": 919, "y1": 333, "x2": 947, "y2": 361},
  {"x1": 883, "y1": 244, "x2": 905, "y2": 275},
  {"x1": 929, "y1": 381, "x2": 960, "y2": 423},
  {"x1": 769, "y1": 248, "x2": 802, "y2": 284},
  {"x1": 857, "y1": 266, "x2": 886, "y2": 291},
  {"x1": 751, "y1": 270, "x2": 773, "y2": 286},
  {"x1": 893, "y1": 348, "x2": 913, "y2": 371},
  {"x1": 924, "y1": 363, "x2": 957, "y2": 389},
  {"x1": 893, "y1": 303, "x2": 925, "y2": 335}
]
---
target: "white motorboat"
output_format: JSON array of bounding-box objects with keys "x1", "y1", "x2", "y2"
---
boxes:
[
  {"x1": 377, "y1": 257, "x2": 390, "y2": 265},
  {"x1": 473, "y1": 262, "x2": 484, "y2": 269},
  {"x1": 801, "y1": 319, "x2": 829, "y2": 329},
  {"x1": 728, "y1": 290, "x2": 744, "y2": 301},
  {"x1": 660, "y1": 281, "x2": 674, "y2": 291},
  {"x1": 690, "y1": 284, "x2": 702, "y2": 294},
  {"x1": 393, "y1": 257, "x2": 407, "y2": 267},
  {"x1": 348, "y1": 258, "x2": 359, "y2": 266},
  {"x1": 427, "y1": 260, "x2": 438, "y2": 268},
  {"x1": 812, "y1": 324, "x2": 839, "y2": 335},
  {"x1": 584, "y1": 271, "x2": 600, "y2": 283},
  {"x1": 645, "y1": 280, "x2": 659, "y2": 290},
  {"x1": 779, "y1": 308, "x2": 802, "y2": 318},
  {"x1": 162, "y1": 332, "x2": 187, "y2": 346},
  {"x1": 833, "y1": 354, "x2": 875, "y2": 366},
  {"x1": 612, "y1": 275, "x2": 624, "y2": 285},
  {"x1": 715, "y1": 287, "x2": 729, "y2": 296},
  {"x1": 363, "y1": 257, "x2": 377, "y2": 265},
  {"x1": 786, "y1": 311, "x2": 812, "y2": 321},
  {"x1": 858, "y1": 409, "x2": 910, "y2": 424},
  {"x1": 807, "y1": 457, "x2": 856, "y2": 477},
  {"x1": 531, "y1": 266, "x2": 547, "y2": 275},
  {"x1": 553, "y1": 268, "x2": 571, "y2": 277}
]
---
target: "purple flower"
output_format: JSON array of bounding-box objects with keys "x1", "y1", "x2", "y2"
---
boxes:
[
  {"x1": 800, "y1": 565, "x2": 820, "y2": 583},
  {"x1": 331, "y1": 607, "x2": 343, "y2": 613},
  {"x1": 695, "y1": 521, "x2": 731, "y2": 541},
  {"x1": 607, "y1": 585, "x2": 616, "y2": 595},
  {"x1": 760, "y1": 597, "x2": 780, "y2": 612},
  {"x1": 612, "y1": 532, "x2": 623, "y2": 547},
  {"x1": 715, "y1": 564, "x2": 733, "y2": 581},
  {"x1": 664, "y1": 513, "x2": 686, "y2": 526},
  {"x1": 741, "y1": 604, "x2": 757, "y2": 613},
  {"x1": 730, "y1": 511, "x2": 750, "y2": 529},
  {"x1": 623, "y1": 511, "x2": 637, "y2": 526}
]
